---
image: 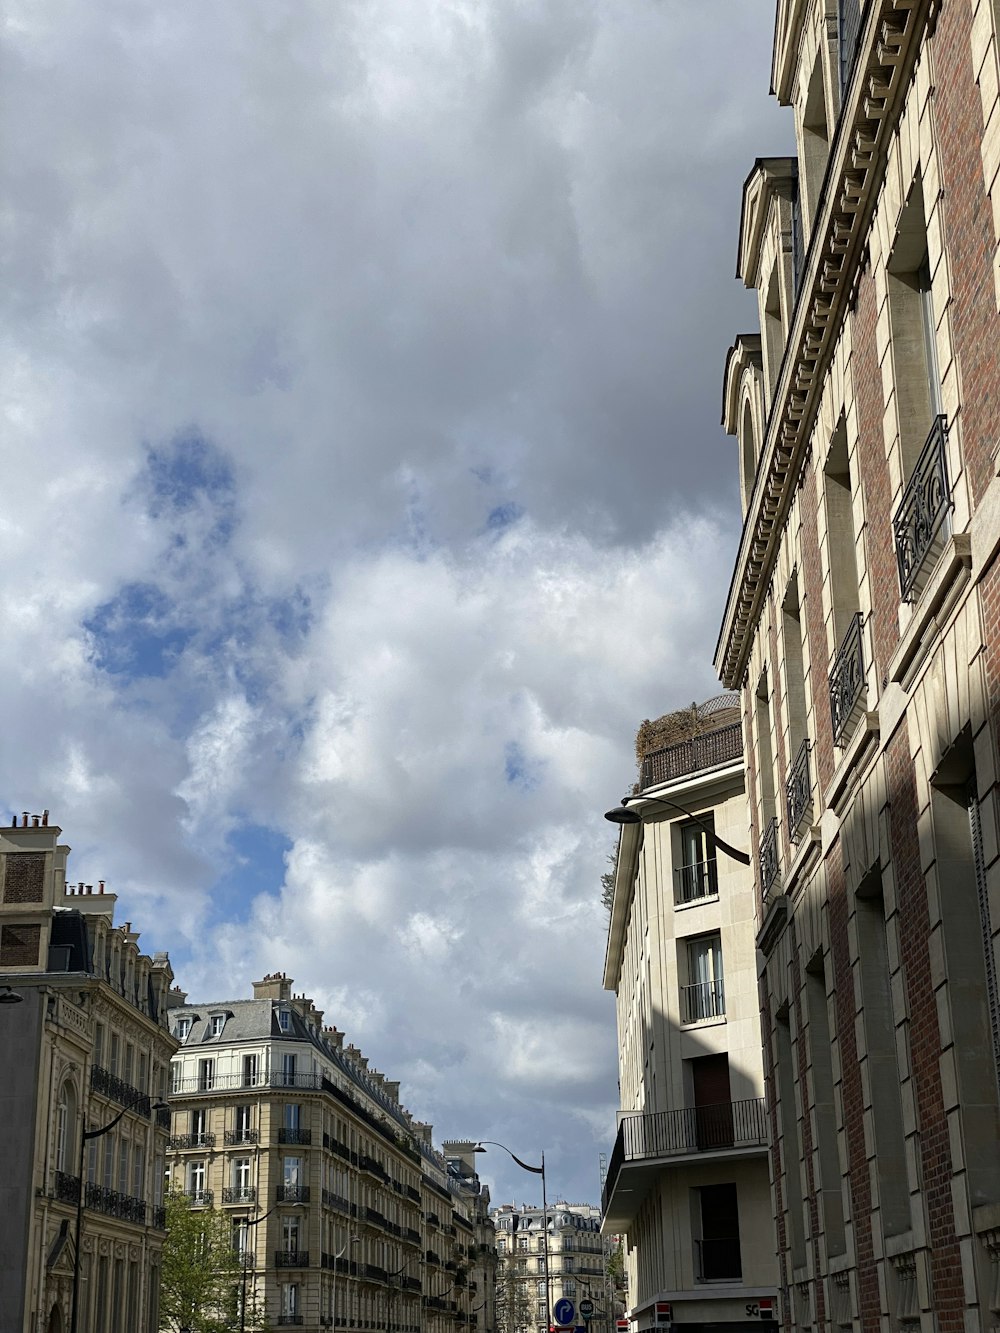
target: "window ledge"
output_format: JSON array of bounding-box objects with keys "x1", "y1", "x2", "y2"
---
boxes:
[
  {"x1": 888, "y1": 533, "x2": 972, "y2": 689},
  {"x1": 674, "y1": 894, "x2": 720, "y2": 913},
  {"x1": 678, "y1": 1016, "x2": 727, "y2": 1031}
]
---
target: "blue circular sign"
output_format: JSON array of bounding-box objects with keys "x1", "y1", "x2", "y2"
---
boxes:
[{"x1": 554, "y1": 1300, "x2": 576, "y2": 1326}]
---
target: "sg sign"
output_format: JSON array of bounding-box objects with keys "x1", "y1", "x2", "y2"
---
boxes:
[{"x1": 745, "y1": 1300, "x2": 775, "y2": 1319}]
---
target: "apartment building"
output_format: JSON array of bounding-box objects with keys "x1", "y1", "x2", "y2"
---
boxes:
[
  {"x1": 165, "y1": 973, "x2": 490, "y2": 1332},
  {"x1": 443, "y1": 1142, "x2": 498, "y2": 1333},
  {"x1": 0, "y1": 811, "x2": 176, "y2": 1333},
  {"x1": 493, "y1": 1201, "x2": 610, "y2": 1333},
  {"x1": 716, "y1": 0, "x2": 1000, "y2": 1326},
  {"x1": 601, "y1": 699, "x2": 778, "y2": 1332}
]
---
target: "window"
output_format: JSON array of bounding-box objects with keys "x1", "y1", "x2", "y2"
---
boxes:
[
  {"x1": 119, "y1": 1136, "x2": 129, "y2": 1192},
  {"x1": 282, "y1": 1215, "x2": 301, "y2": 1252},
  {"x1": 56, "y1": 1082, "x2": 77, "y2": 1173},
  {"x1": 109, "y1": 1032, "x2": 120, "y2": 1076},
  {"x1": 281, "y1": 1053, "x2": 297, "y2": 1087},
  {"x1": 234, "y1": 1158, "x2": 252, "y2": 1190},
  {"x1": 284, "y1": 1103, "x2": 301, "y2": 1130},
  {"x1": 278, "y1": 1008, "x2": 291, "y2": 1032},
  {"x1": 235, "y1": 1104, "x2": 253, "y2": 1140},
  {"x1": 676, "y1": 817, "x2": 718, "y2": 904},
  {"x1": 123, "y1": 1043, "x2": 134, "y2": 1087},
  {"x1": 281, "y1": 1283, "x2": 300, "y2": 1317},
  {"x1": 775, "y1": 1007, "x2": 806, "y2": 1268},
  {"x1": 198, "y1": 1059, "x2": 215, "y2": 1092},
  {"x1": 283, "y1": 1156, "x2": 302, "y2": 1187},
  {"x1": 804, "y1": 955, "x2": 846, "y2": 1256},
  {"x1": 132, "y1": 1144, "x2": 145, "y2": 1200},
  {"x1": 242, "y1": 1053, "x2": 259, "y2": 1087},
  {"x1": 94, "y1": 1023, "x2": 105, "y2": 1069},
  {"x1": 209, "y1": 1014, "x2": 225, "y2": 1037},
  {"x1": 696, "y1": 1183, "x2": 741, "y2": 1281},
  {"x1": 189, "y1": 1160, "x2": 206, "y2": 1193},
  {"x1": 175, "y1": 1017, "x2": 191, "y2": 1043},
  {"x1": 683, "y1": 935, "x2": 725, "y2": 1022},
  {"x1": 233, "y1": 1218, "x2": 248, "y2": 1257},
  {"x1": 102, "y1": 1133, "x2": 115, "y2": 1189}
]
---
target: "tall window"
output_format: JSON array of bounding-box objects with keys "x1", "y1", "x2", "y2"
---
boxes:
[
  {"x1": 775, "y1": 1007, "x2": 806, "y2": 1268},
  {"x1": 56, "y1": 1082, "x2": 77, "y2": 1173},
  {"x1": 283, "y1": 1156, "x2": 302, "y2": 1187},
  {"x1": 282, "y1": 1215, "x2": 301, "y2": 1253},
  {"x1": 188, "y1": 1160, "x2": 206, "y2": 1194},
  {"x1": 235, "y1": 1104, "x2": 253, "y2": 1141},
  {"x1": 684, "y1": 935, "x2": 725, "y2": 1022},
  {"x1": 197, "y1": 1059, "x2": 215, "y2": 1092},
  {"x1": 281, "y1": 1053, "x2": 297, "y2": 1087},
  {"x1": 284, "y1": 1103, "x2": 302, "y2": 1130},
  {"x1": 209, "y1": 1014, "x2": 225, "y2": 1036},
  {"x1": 175, "y1": 1017, "x2": 191, "y2": 1043},
  {"x1": 132, "y1": 1144, "x2": 144, "y2": 1200},
  {"x1": 676, "y1": 817, "x2": 718, "y2": 904},
  {"x1": 242, "y1": 1053, "x2": 258, "y2": 1087},
  {"x1": 804, "y1": 955, "x2": 846, "y2": 1256},
  {"x1": 696, "y1": 1183, "x2": 742, "y2": 1281},
  {"x1": 234, "y1": 1157, "x2": 252, "y2": 1190},
  {"x1": 824, "y1": 422, "x2": 861, "y2": 649},
  {"x1": 755, "y1": 671, "x2": 777, "y2": 827},
  {"x1": 281, "y1": 1283, "x2": 300, "y2": 1317},
  {"x1": 191, "y1": 1107, "x2": 208, "y2": 1142}
]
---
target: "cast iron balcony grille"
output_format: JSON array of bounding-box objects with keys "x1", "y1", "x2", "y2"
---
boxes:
[
  {"x1": 277, "y1": 1317, "x2": 304, "y2": 1326},
  {"x1": 323, "y1": 1188, "x2": 351, "y2": 1213},
  {"x1": 186, "y1": 1189, "x2": 214, "y2": 1207},
  {"x1": 55, "y1": 1170, "x2": 81, "y2": 1204},
  {"x1": 278, "y1": 1127, "x2": 312, "y2": 1145},
  {"x1": 829, "y1": 612, "x2": 865, "y2": 745},
  {"x1": 640, "y1": 721, "x2": 742, "y2": 788},
  {"x1": 277, "y1": 1184, "x2": 311, "y2": 1203},
  {"x1": 694, "y1": 1236, "x2": 742, "y2": 1282},
  {"x1": 225, "y1": 1129, "x2": 259, "y2": 1146},
  {"x1": 275, "y1": 1250, "x2": 310, "y2": 1268},
  {"x1": 760, "y1": 816, "x2": 780, "y2": 901},
  {"x1": 85, "y1": 1182, "x2": 147, "y2": 1224},
  {"x1": 894, "y1": 414, "x2": 951, "y2": 600},
  {"x1": 169, "y1": 1132, "x2": 216, "y2": 1149},
  {"x1": 681, "y1": 978, "x2": 725, "y2": 1024},
  {"x1": 674, "y1": 858, "x2": 718, "y2": 904},
  {"x1": 785, "y1": 740, "x2": 812, "y2": 840},
  {"x1": 171, "y1": 1071, "x2": 324, "y2": 1094},
  {"x1": 90, "y1": 1064, "x2": 151, "y2": 1116},
  {"x1": 222, "y1": 1186, "x2": 257, "y2": 1204}
]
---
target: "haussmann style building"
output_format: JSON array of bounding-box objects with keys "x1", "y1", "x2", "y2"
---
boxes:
[
  {"x1": 493, "y1": 1201, "x2": 611, "y2": 1333},
  {"x1": 601, "y1": 700, "x2": 779, "y2": 1333},
  {"x1": 0, "y1": 810, "x2": 176, "y2": 1333},
  {"x1": 716, "y1": 0, "x2": 1000, "y2": 1326}
]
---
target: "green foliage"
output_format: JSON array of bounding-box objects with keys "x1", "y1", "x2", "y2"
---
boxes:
[
  {"x1": 606, "y1": 1238, "x2": 626, "y2": 1293},
  {"x1": 159, "y1": 1190, "x2": 243, "y2": 1333},
  {"x1": 601, "y1": 849, "x2": 618, "y2": 914},
  {"x1": 494, "y1": 1257, "x2": 533, "y2": 1333}
]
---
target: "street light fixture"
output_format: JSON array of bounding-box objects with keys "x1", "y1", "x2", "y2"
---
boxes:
[
  {"x1": 238, "y1": 1199, "x2": 307, "y2": 1333},
  {"x1": 0, "y1": 985, "x2": 24, "y2": 1004},
  {"x1": 603, "y1": 794, "x2": 751, "y2": 865},
  {"x1": 473, "y1": 1142, "x2": 551, "y2": 1332}
]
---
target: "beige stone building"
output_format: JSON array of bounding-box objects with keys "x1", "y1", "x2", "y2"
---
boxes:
[
  {"x1": 715, "y1": 0, "x2": 1000, "y2": 1325},
  {"x1": 601, "y1": 700, "x2": 779, "y2": 1332},
  {"x1": 0, "y1": 810, "x2": 176, "y2": 1333},
  {"x1": 493, "y1": 1201, "x2": 610, "y2": 1333},
  {"x1": 165, "y1": 973, "x2": 493, "y2": 1332}
]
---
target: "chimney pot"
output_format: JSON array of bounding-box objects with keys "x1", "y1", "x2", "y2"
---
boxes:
[
  {"x1": 22, "y1": 813, "x2": 28, "y2": 826},
  {"x1": 32, "y1": 815, "x2": 39, "y2": 827},
  {"x1": 42, "y1": 810, "x2": 49, "y2": 826}
]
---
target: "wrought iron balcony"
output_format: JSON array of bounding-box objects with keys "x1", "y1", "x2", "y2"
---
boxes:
[
  {"x1": 829, "y1": 612, "x2": 865, "y2": 746},
  {"x1": 85, "y1": 1182, "x2": 147, "y2": 1224},
  {"x1": 171, "y1": 1070, "x2": 323, "y2": 1094},
  {"x1": 674, "y1": 858, "x2": 718, "y2": 904},
  {"x1": 680, "y1": 978, "x2": 725, "y2": 1024},
  {"x1": 278, "y1": 1127, "x2": 312, "y2": 1145},
  {"x1": 54, "y1": 1170, "x2": 80, "y2": 1204},
  {"x1": 640, "y1": 720, "x2": 743, "y2": 787},
  {"x1": 323, "y1": 1188, "x2": 351, "y2": 1213},
  {"x1": 601, "y1": 1099, "x2": 767, "y2": 1216},
  {"x1": 759, "y1": 816, "x2": 780, "y2": 901},
  {"x1": 155, "y1": 1105, "x2": 171, "y2": 1130},
  {"x1": 169, "y1": 1132, "x2": 216, "y2": 1149},
  {"x1": 90, "y1": 1064, "x2": 150, "y2": 1116},
  {"x1": 785, "y1": 740, "x2": 812, "y2": 839},
  {"x1": 222, "y1": 1186, "x2": 256, "y2": 1205},
  {"x1": 186, "y1": 1189, "x2": 214, "y2": 1207},
  {"x1": 894, "y1": 414, "x2": 951, "y2": 600},
  {"x1": 363, "y1": 1263, "x2": 388, "y2": 1283},
  {"x1": 225, "y1": 1129, "x2": 259, "y2": 1146},
  {"x1": 277, "y1": 1317, "x2": 304, "y2": 1326},
  {"x1": 275, "y1": 1250, "x2": 310, "y2": 1268},
  {"x1": 277, "y1": 1184, "x2": 310, "y2": 1203}
]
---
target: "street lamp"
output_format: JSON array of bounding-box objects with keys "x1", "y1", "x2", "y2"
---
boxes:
[
  {"x1": 473, "y1": 1143, "x2": 551, "y2": 1332},
  {"x1": 604, "y1": 794, "x2": 750, "y2": 865},
  {"x1": 385, "y1": 1254, "x2": 420, "y2": 1333},
  {"x1": 0, "y1": 985, "x2": 24, "y2": 1004},
  {"x1": 331, "y1": 1233, "x2": 359, "y2": 1332},
  {"x1": 70, "y1": 1099, "x2": 169, "y2": 1333},
  {"x1": 238, "y1": 1200, "x2": 307, "y2": 1333}
]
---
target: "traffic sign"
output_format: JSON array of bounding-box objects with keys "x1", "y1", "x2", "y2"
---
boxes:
[
  {"x1": 554, "y1": 1299, "x2": 576, "y2": 1326},
  {"x1": 579, "y1": 1299, "x2": 595, "y2": 1320}
]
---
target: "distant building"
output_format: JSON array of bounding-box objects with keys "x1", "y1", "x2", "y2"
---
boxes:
[
  {"x1": 716, "y1": 0, "x2": 1000, "y2": 1325},
  {"x1": 0, "y1": 810, "x2": 176, "y2": 1333},
  {"x1": 443, "y1": 1143, "x2": 499, "y2": 1333},
  {"x1": 601, "y1": 699, "x2": 779, "y2": 1331},
  {"x1": 493, "y1": 1201, "x2": 611, "y2": 1333},
  {"x1": 165, "y1": 972, "x2": 492, "y2": 1332}
]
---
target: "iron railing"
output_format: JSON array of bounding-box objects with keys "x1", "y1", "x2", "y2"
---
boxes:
[
  {"x1": 275, "y1": 1251, "x2": 310, "y2": 1268},
  {"x1": 169, "y1": 1132, "x2": 215, "y2": 1149},
  {"x1": 186, "y1": 1189, "x2": 213, "y2": 1207},
  {"x1": 681, "y1": 978, "x2": 725, "y2": 1024},
  {"x1": 85, "y1": 1183, "x2": 147, "y2": 1224},
  {"x1": 640, "y1": 721, "x2": 742, "y2": 788},
  {"x1": 674, "y1": 858, "x2": 718, "y2": 904},
  {"x1": 277, "y1": 1317, "x2": 304, "y2": 1326},
  {"x1": 54, "y1": 1170, "x2": 80, "y2": 1203},
  {"x1": 222, "y1": 1186, "x2": 256, "y2": 1204},
  {"x1": 829, "y1": 612, "x2": 865, "y2": 745},
  {"x1": 694, "y1": 1236, "x2": 743, "y2": 1282},
  {"x1": 785, "y1": 739, "x2": 812, "y2": 838},
  {"x1": 278, "y1": 1127, "x2": 312, "y2": 1145},
  {"x1": 894, "y1": 414, "x2": 951, "y2": 600},
  {"x1": 277, "y1": 1184, "x2": 310, "y2": 1203},
  {"x1": 760, "y1": 816, "x2": 780, "y2": 901},
  {"x1": 323, "y1": 1189, "x2": 351, "y2": 1213},
  {"x1": 155, "y1": 1105, "x2": 171, "y2": 1130},
  {"x1": 225, "y1": 1129, "x2": 259, "y2": 1146},
  {"x1": 90, "y1": 1064, "x2": 150, "y2": 1116},
  {"x1": 171, "y1": 1071, "x2": 323, "y2": 1094}
]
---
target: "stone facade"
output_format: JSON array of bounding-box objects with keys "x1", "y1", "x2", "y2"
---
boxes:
[
  {"x1": 493, "y1": 1202, "x2": 610, "y2": 1333},
  {"x1": 164, "y1": 973, "x2": 495, "y2": 1333},
  {"x1": 0, "y1": 811, "x2": 176, "y2": 1333},
  {"x1": 601, "y1": 702, "x2": 779, "y2": 1332},
  {"x1": 717, "y1": 1, "x2": 1000, "y2": 1328}
]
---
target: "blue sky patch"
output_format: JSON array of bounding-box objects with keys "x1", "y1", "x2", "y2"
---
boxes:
[
  {"x1": 205, "y1": 821, "x2": 293, "y2": 927},
  {"x1": 85, "y1": 582, "x2": 193, "y2": 678},
  {"x1": 504, "y1": 741, "x2": 543, "y2": 791},
  {"x1": 486, "y1": 502, "x2": 524, "y2": 533}
]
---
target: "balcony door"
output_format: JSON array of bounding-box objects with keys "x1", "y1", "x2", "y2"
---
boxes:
[{"x1": 692, "y1": 1054, "x2": 734, "y2": 1149}]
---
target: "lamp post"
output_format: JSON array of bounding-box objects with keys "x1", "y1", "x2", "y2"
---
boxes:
[
  {"x1": 331, "y1": 1233, "x2": 359, "y2": 1331},
  {"x1": 473, "y1": 1143, "x2": 551, "y2": 1333},
  {"x1": 70, "y1": 1098, "x2": 169, "y2": 1333},
  {"x1": 604, "y1": 794, "x2": 750, "y2": 865},
  {"x1": 238, "y1": 1200, "x2": 306, "y2": 1333},
  {"x1": 0, "y1": 985, "x2": 24, "y2": 1004},
  {"x1": 385, "y1": 1253, "x2": 421, "y2": 1333}
]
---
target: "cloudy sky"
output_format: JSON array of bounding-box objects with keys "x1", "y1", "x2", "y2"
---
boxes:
[{"x1": 3, "y1": 0, "x2": 789, "y2": 1205}]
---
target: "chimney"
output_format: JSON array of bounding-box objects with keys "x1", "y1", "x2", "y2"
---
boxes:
[{"x1": 252, "y1": 973, "x2": 293, "y2": 1001}]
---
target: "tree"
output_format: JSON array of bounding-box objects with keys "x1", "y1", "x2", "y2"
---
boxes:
[
  {"x1": 601, "y1": 849, "x2": 618, "y2": 914},
  {"x1": 494, "y1": 1256, "x2": 533, "y2": 1333},
  {"x1": 159, "y1": 1190, "x2": 243, "y2": 1333}
]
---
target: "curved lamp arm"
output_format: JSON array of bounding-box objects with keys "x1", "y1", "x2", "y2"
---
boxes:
[{"x1": 604, "y1": 794, "x2": 750, "y2": 866}]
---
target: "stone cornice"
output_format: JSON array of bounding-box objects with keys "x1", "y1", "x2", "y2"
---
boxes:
[
  {"x1": 715, "y1": 0, "x2": 939, "y2": 690},
  {"x1": 737, "y1": 157, "x2": 798, "y2": 288}
]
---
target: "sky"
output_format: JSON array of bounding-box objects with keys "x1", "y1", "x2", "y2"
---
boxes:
[{"x1": 2, "y1": 0, "x2": 790, "y2": 1207}]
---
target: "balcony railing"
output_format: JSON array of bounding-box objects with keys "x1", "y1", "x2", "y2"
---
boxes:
[
  {"x1": 225, "y1": 1129, "x2": 259, "y2": 1146},
  {"x1": 85, "y1": 1183, "x2": 147, "y2": 1224},
  {"x1": 171, "y1": 1071, "x2": 323, "y2": 1094},
  {"x1": 894, "y1": 414, "x2": 951, "y2": 601},
  {"x1": 602, "y1": 1099, "x2": 767, "y2": 1214},
  {"x1": 323, "y1": 1188, "x2": 351, "y2": 1213},
  {"x1": 674, "y1": 858, "x2": 718, "y2": 904},
  {"x1": 277, "y1": 1184, "x2": 311, "y2": 1203},
  {"x1": 169, "y1": 1132, "x2": 216, "y2": 1149},
  {"x1": 640, "y1": 721, "x2": 743, "y2": 788},
  {"x1": 90, "y1": 1064, "x2": 150, "y2": 1116},
  {"x1": 55, "y1": 1170, "x2": 81, "y2": 1204},
  {"x1": 829, "y1": 611, "x2": 865, "y2": 746},
  {"x1": 222, "y1": 1186, "x2": 257, "y2": 1205},
  {"x1": 275, "y1": 1251, "x2": 310, "y2": 1268},
  {"x1": 694, "y1": 1236, "x2": 742, "y2": 1282},
  {"x1": 681, "y1": 978, "x2": 725, "y2": 1024},
  {"x1": 760, "y1": 816, "x2": 780, "y2": 902},
  {"x1": 785, "y1": 740, "x2": 812, "y2": 839},
  {"x1": 186, "y1": 1189, "x2": 214, "y2": 1207},
  {"x1": 155, "y1": 1105, "x2": 171, "y2": 1130},
  {"x1": 277, "y1": 1317, "x2": 304, "y2": 1327},
  {"x1": 278, "y1": 1127, "x2": 312, "y2": 1145}
]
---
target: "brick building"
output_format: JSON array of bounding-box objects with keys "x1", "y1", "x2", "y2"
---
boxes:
[{"x1": 716, "y1": 0, "x2": 1000, "y2": 1326}]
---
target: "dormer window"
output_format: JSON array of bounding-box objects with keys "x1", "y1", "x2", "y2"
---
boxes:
[
  {"x1": 278, "y1": 1009, "x2": 290, "y2": 1032},
  {"x1": 176, "y1": 1017, "x2": 192, "y2": 1043},
  {"x1": 209, "y1": 1014, "x2": 225, "y2": 1037}
]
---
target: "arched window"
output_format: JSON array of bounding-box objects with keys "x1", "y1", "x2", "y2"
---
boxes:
[{"x1": 56, "y1": 1081, "x2": 77, "y2": 1173}]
